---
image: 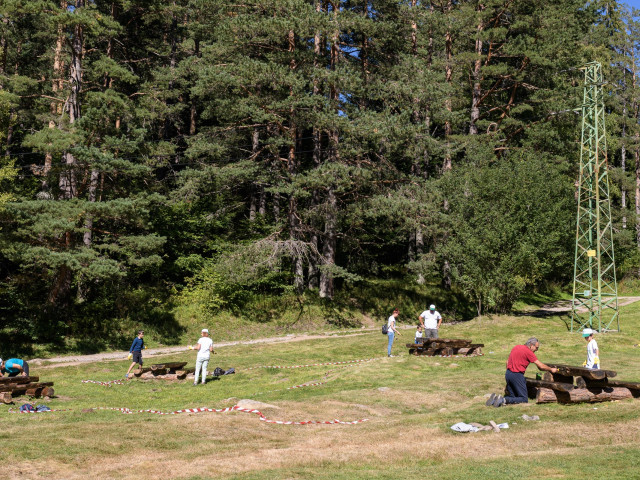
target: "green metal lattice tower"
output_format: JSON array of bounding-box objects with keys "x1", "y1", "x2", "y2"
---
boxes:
[{"x1": 571, "y1": 61, "x2": 619, "y2": 333}]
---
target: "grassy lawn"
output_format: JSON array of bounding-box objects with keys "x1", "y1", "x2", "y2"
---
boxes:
[{"x1": 2, "y1": 300, "x2": 640, "y2": 479}]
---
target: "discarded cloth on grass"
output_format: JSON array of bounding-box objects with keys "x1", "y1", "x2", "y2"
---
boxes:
[
  {"x1": 450, "y1": 422, "x2": 479, "y2": 433},
  {"x1": 36, "y1": 405, "x2": 51, "y2": 412},
  {"x1": 450, "y1": 422, "x2": 509, "y2": 433},
  {"x1": 213, "y1": 367, "x2": 236, "y2": 377}
]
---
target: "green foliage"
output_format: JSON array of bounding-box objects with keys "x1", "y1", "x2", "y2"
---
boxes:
[
  {"x1": 0, "y1": 0, "x2": 639, "y2": 350},
  {"x1": 438, "y1": 153, "x2": 574, "y2": 314}
]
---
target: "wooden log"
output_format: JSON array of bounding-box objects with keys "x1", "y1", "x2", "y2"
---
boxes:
[
  {"x1": 0, "y1": 384, "x2": 19, "y2": 392},
  {"x1": 8, "y1": 382, "x2": 54, "y2": 396},
  {"x1": 457, "y1": 345, "x2": 484, "y2": 356},
  {"x1": 41, "y1": 386, "x2": 55, "y2": 397},
  {"x1": 546, "y1": 364, "x2": 616, "y2": 380},
  {"x1": 174, "y1": 368, "x2": 195, "y2": 376},
  {"x1": 132, "y1": 367, "x2": 152, "y2": 377},
  {"x1": 525, "y1": 377, "x2": 574, "y2": 392},
  {"x1": 527, "y1": 384, "x2": 538, "y2": 400},
  {"x1": 151, "y1": 368, "x2": 168, "y2": 375},
  {"x1": 0, "y1": 392, "x2": 12, "y2": 403},
  {"x1": 576, "y1": 376, "x2": 640, "y2": 391},
  {"x1": 542, "y1": 372, "x2": 575, "y2": 384},
  {"x1": 25, "y1": 387, "x2": 43, "y2": 397},
  {"x1": 536, "y1": 387, "x2": 558, "y2": 404},
  {"x1": 436, "y1": 347, "x2": 454, "y2": 356},
  {"x1": 555, "y1": 387, "x2": 632, "y2": 403},
  {"x1": 151, "y1": 362, "x2": 187, "y2": 371},
  {"x1": 139, "y1": 372, "x2": 181, "y2": 380}
]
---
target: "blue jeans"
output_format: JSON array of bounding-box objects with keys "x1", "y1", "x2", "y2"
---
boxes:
[
  {"x1": 504, "y1": 369, "x2": 528, "y2": 404},
  {"x1": 387, "y1": 331, "x2": 394, "y2": 356}
]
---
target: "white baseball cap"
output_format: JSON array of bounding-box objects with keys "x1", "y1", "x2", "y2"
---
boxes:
[
  {"x1": 429, "y1": 304, "x2": 436, "y2": 310},
  {"x1": 582, "y1": 328, "x2": 594, "y2": 337},
  {"x1": 201, "y1": 328, "x2": 209, "y2": 334}
]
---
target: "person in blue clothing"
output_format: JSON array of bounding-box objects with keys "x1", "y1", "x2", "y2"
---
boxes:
[
  {"x1": 125, "y1": 330, "x2": 145, "y2": 378},
  {"x1": 0, "y1": 357, "x2": 30, "y2": 377}
]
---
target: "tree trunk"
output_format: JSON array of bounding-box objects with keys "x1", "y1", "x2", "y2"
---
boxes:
[
  {"x1": 319, "y1": 187, "x2": 337, "y2": 299},
  {"x1": 442, "y1": 0, "x2": 453, "y2": 172},
  {"x1": 469, "y1": 4, "x2": 485, "y2": 135}
]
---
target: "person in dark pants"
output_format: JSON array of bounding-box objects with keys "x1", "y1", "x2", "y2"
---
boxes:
[
  {"x1": 125, "y1": 330, "x2": 145, "y2": 378},
  {"x1": 486, "y1": 337, "x2": 558, "y2": 407}
]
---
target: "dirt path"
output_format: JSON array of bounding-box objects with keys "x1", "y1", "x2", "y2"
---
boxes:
[
  {"x1": 31, "y1": 296, "x2": 640, "y2": 368},
  {"x1": 530, "y1": 296, "x2": 640, "y2": 316},
  {"x1": 29, "y1": 330, "x2": 382, "y2": 368}
]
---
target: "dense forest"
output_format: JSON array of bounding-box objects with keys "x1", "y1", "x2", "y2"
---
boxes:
[{"x1": 1, "y1": 0, "x2": 640, "y2": 349}]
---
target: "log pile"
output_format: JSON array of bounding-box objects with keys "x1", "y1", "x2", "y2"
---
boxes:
[
  {"x1": 0, "y1": 376, "x2": 54, "y2": 402},
  {"x1": 406, "y1": 338, "x2": 484, "y2": 357},
  {"x1": 525, "y1": 364, "x2": 640, "y2": 404},
  {"x1": 132, "y1": 362, "x2": 195, "y2": 381}
]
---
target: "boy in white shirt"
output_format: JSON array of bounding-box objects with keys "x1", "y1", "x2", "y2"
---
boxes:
[{"x1": 582, "y1": 328, "x2": 600, "y2": 369}]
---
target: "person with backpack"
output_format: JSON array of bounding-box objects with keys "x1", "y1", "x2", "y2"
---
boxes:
[{"x1": 386, "y1": 309, "x2": 401, "y2": 357}]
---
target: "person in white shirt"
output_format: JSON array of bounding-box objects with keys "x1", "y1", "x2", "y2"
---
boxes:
[
  {"x1": 387, "y1": 309, "x2": 400, "y2": 357},
  {"x1": 582, "y1": 328, "x2": 600, "y2": 369},
  {"x1": 192, "y1": 328, "x2": 214, "y2": 385},
  {"x1": 418, "y1": 304, "x2": 442, "y2": 339}
]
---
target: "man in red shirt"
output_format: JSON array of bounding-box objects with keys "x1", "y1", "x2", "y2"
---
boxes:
[{"x1": 487, "y1": 337, "x2": 558, "y2": 407}]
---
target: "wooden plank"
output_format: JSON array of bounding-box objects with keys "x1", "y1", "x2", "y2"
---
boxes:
[
  {"x1": 151, "y1": 362, "x2": 187, "y2": 371},
  {"x1": 546, "y1": 364, "x2": 616, "y2": 380},
  {"x1": 0, "y1": 376, "x2": 38, "y2": 384},
  {"x1": 430, "y1": 338, "x2": 472, "y2": 345},
  {"x1": 525, "y1": 377, "x2": 574, "y2": 392},
  {"x1": 0, "y1": 381, "x2": 53, "y2": 393},
  {"x1": 428, "y1": 339, "x2": 472, "y2": 349}
]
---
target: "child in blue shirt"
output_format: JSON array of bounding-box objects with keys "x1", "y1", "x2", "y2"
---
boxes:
[
  {"x1": 125, "y1": 331, "x2": 145, "y2": 378},
  {"x1": 0, "y1": 358, "x2": 29, "y2": 377}
]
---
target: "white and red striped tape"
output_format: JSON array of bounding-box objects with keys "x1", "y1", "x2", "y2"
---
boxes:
[
  {"x1": 82, "y1": 358, "x2": 378, "y2": 387},
  {"x1": 81, "y1": 378, "x2": 131, "y2": 386},
  {"x1": 9, "y1": 404, "x2": 368, "y2": 425},
  {"x1": 244, "y1": 358, "x2": 376, "y2": 371}
]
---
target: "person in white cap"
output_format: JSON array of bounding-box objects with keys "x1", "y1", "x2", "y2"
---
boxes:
[
  {"x1": 418, "y1": 304, "x2": 443, "y2": 339},
  {"x1": 192, "y1": 328, "x2": 214, "y2": 385},
  {"x1": 582, "y1": 328, "x2": 600, "y2": 369}
]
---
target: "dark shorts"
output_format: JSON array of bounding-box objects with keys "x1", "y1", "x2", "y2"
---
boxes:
[{"x1": 132, "y1": 351, "x2": 143, "y2": 365}]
